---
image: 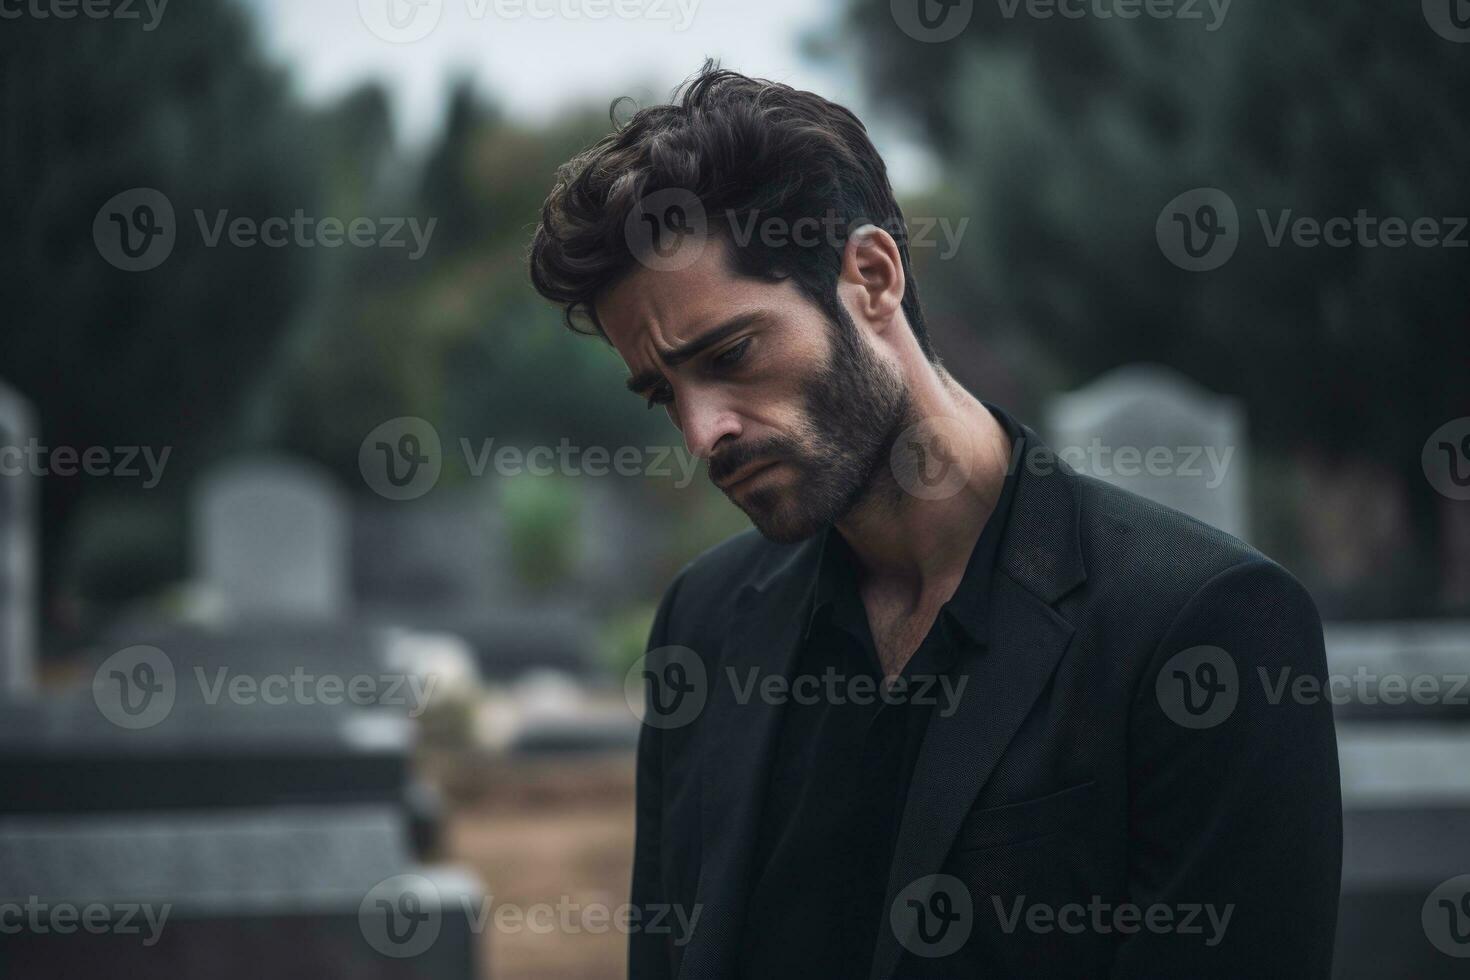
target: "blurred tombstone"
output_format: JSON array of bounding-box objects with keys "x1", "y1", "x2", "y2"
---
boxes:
[
  {"x1": 0, "y1": 379, "x2": 38, "y2": 697},
  {"x1": 1045, "y1": 365, "x2": 1249, "y2": 541},
  {"x1": 0, "y1": 689, "x2": 484, "y2": 979},
  {"x1": 1323, "y1": 619, "x2": 1470, "y2": 978},
  {"x1": 194, "y1": 456, "x2": 348, "y2": 620},
  {"x1": 352, "y1": 488, "x2": 509, "y2": 611},
  {"x1": 577, "y1": 482, "x2": 660, "y2": 601}
]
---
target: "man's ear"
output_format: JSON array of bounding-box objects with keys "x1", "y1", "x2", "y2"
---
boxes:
[{"x1": 838, "y1": 223, "x2": 906, "y2": 336}]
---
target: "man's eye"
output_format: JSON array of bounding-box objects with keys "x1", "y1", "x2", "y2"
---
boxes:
[
  {"x1": 645, "y1": 385, "x2": 674, "y2": 410},
  {"x1": 713, "y1": 337, "x2": 751, "y2": 369}
]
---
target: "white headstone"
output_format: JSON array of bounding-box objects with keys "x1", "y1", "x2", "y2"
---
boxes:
[
  {"x1": 194, "y1": 456, "x2": 348, "y2": 619},
  {"x1": 0, "y1": 381, "x2": 38, "y2": 696},
  {"x1": 1046, "y1": 364, "x2": 1249, "y2": 540}
]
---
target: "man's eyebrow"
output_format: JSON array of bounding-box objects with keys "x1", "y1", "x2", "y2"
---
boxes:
[{"x1": 624, "y1": 311, "x2": 767, "y2": 395}]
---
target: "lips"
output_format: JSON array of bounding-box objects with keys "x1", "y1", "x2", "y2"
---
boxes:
[{"x1": 718, "y1": 459, "x2": 779, "y2": 492}]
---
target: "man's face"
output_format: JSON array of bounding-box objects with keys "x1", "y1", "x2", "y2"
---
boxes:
[{"x1": 597, "y1": 238, "x2": 911, "y2": 543}]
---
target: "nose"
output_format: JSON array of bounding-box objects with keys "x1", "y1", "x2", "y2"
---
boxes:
[{"x1": 674, "y1": 388, "x2": 742, "y2": 461}]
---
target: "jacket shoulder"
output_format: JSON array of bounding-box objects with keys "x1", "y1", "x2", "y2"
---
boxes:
[
  {"x1": 658, "y1": 528, "x2": 799, "y2": 638},
  {"x1": 1070, "y1": 471, "x2": 1276, "y2": 595}
]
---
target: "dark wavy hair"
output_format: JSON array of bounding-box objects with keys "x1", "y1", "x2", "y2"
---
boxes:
[{"x1": 527, "y1": 60, "x2": 936, "y2": 361}]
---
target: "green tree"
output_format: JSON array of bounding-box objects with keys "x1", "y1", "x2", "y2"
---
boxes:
[{"x1": 839, "y1": 0, "x2": 1469, "y2": 611}]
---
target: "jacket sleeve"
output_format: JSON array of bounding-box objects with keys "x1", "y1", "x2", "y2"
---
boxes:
[
  {"x1": 1110, "y1": 558, "x2": 1342, "y2": 978},
  {"x1": 629, "y1": 567, "x2": 690, "y2": 980}
]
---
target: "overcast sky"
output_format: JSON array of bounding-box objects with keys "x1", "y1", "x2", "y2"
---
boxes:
[{"x1": 237, "y1": 0, "x2": 935, "y2": 192}]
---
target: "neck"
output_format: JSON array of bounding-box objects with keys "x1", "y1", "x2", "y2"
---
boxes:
[{"x1": 834, "y1": 368, "x2": 1012, "y2": 606}]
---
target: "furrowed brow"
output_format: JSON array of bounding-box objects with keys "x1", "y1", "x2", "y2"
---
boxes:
[{"x1": 623, "y1": 311, "x2": 767, "y2": 395}]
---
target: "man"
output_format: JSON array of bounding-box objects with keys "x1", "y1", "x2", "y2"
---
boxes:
[{"x1": 529, "y1": 62, "x2": 1341, "y2": 979}]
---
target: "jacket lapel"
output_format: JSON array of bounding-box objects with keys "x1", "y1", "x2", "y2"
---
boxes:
[
  {"x1": 676, "y1": 539, "x2": 820, "y2": 980},
  {"x1": 869, "y1": 436, "x2": 1087, "y2": 980}
]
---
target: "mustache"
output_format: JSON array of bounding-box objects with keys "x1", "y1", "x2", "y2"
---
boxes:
[{"x1": 708, "y1": 438, "x2": 800, "y2": 485}]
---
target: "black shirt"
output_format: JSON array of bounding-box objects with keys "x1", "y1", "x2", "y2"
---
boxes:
[{"x1": 735, "y1": 407, "x2": 1024, "y2": 979}]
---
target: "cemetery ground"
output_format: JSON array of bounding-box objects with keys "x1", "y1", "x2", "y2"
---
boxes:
[{"x1": 424, "y1": 747, "x2": 637, "y2": 980}]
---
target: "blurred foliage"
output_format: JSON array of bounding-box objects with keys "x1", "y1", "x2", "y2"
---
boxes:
[
  {"x1": 501, "y1": 474, "x2": 582, "y2": 594},
  {"x1": 2, "y1": 3, "x2": 681, "y2": 637},
  {"x1": 836, "y1": 0, "x2": 1469, "y2": 611},
  {"x1": 0, "y1": 0, "x2": 323, "y2": 615},
  {"x1": 6, "y1": 0, "x2": 1465, "y2": 639},
  {"x1": 597, "y1": 603, "x2": 659, "y2": 680}
]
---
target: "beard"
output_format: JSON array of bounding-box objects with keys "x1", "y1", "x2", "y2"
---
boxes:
[{"x1": 712, "y1": 305, "x2": 913, "y2": 543}]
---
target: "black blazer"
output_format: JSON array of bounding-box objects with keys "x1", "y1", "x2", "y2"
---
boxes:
[{"x1": 630, "y1": 427, "x2": 1342, "y2": 979}]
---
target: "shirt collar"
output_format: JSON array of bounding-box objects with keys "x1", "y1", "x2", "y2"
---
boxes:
[{"x1": 801, "y1": 403, "x2": 1026, "y2": 649}]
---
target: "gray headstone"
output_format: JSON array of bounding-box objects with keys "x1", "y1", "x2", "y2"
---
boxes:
[
  {"x1": 1046, "y1": 364, "x2": 1249, "y2": 540},
  {"x1": 0, "y1": 380, "x2": 38, "y2": 697},
  {"x1": 577, "y1": 482, "x2": 661, "y2": 598},
  {"x1": 353, "y1": 488, "x2": 509, "y2": 609},
  {"x1": 194, "y1": 457, "x2": 348, "y2": 620},
  {"x1": 0, "y1": 806, "x2": 485, "y2": 980}
]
